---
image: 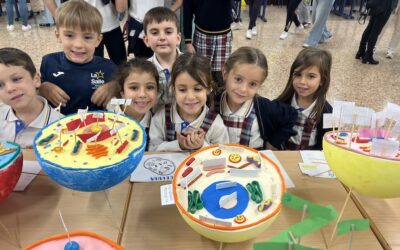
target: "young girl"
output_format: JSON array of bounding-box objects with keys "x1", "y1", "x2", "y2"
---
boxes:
[
  {"x1": 276, "y1": 48, "x2": 332, "y2": 150},
  {"x1": 214, "y1": 46, "x2": 298, "y2": 150},
  {"x1": 114, "y1": 58, "x2": 160, "y2": 145},
  {"x1": 149, "y1": 53, "x2": 229, "y2": 151}
]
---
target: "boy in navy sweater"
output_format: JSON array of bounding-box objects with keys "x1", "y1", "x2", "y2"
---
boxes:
[{"x1": 39, "y1": 0, "x2": 118, "y2": 115}]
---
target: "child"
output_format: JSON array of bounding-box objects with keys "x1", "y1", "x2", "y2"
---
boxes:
[
  {"x1": 215, "y1": 46, "x2": 298, "y2": 150},
  {"x1": 39, "y1": 0, "x2": 118, "y2": 115},
  {"x1": 0, "y1": 48, "x2": 63, "y2": 148},
  {"x1": 43, "y1": 0, "x2": 127, "y2": 65},
  {"x1": 276, "y1": 48, "x2": 332, "y2": 150},
  {"x1": 114, "y1": 58, "x2": 160, "y2": 148},
  {"x1": 143, "y1": 6, "x2": 182, "y2": 105},
  {"x1": 149, "y1": 53, "x2": 229, "y2": 151}
]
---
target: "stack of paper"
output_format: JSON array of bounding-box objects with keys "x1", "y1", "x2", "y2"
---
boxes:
[{"x1": 299, "y1": 151, "x2": 336, "y2": 179}]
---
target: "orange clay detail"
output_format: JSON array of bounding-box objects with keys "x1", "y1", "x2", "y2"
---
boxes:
[
  {"x1": 85, "y1": 144, "x2": 109, "y2": 159},
  {"x1": 62, "y1": 140, "x2": 69, "y2": 146},
  {"x1": 212, "y1": 149, "x2": 222, "y2": 156},
  {"x1": 187, "y1": 173, "x2": 203, "y2": 188},
  {"x1": 234, "y1": 214, "x2": 246, "y2": 224},
  {"x1": 229, "y1": 153, "x2": 241, "y2": 163},
  {"x1": 206, "y1": 169, "x2": 224, "y2": 177},
  {"x1": 53, "y1": 146, "x2": 63, "y2": 153}
]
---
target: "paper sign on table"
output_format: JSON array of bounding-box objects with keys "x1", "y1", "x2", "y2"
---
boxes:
[
  {"x1": 160, "y1": 184, "x2": 175, "y2": 206},
  {"x1": 299, "y1": 151, "x2": 336, "y2": 179},
  {"x1": 371, "y1": 138, "x2": 399, "y2": 158},
  {"x1": 260, "y1": 150, "x2": 295, "y2": 188},
  {"x1": 130, "y1": 153, "x2": 189, "y2": 182},
  {"x1": 13, "y1": 160, "x2": 41, "y2": 191}
]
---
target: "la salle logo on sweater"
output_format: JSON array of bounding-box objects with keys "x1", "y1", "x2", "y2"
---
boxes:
[{"x1": 91, "y1": 70, "x2": 105, "y2": 89}]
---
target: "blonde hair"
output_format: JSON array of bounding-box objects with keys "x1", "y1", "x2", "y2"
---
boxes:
[{"x1": 55, "y1": 0, "x2": 102, "y2": 34}]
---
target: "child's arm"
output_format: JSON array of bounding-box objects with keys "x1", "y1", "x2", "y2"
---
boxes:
[
  {"x1": 268, "y1": 101, "x2": 298, "y2": 149},
  {"x1": 313, "y1": 102, "x2": 333, "y2": 150},
  {"x1": 256, "y1": 97, "x2": 298, "y2": 150},
  {"x1": 183, "y1": 0, "x2": 196, "y2": 54},
  {"x1": 39, "y1": 82, "x2": 70, "y2": 107},
  {"x1": 148, "y1": 108, "x2": 182, "y2": 151},
  {"x1": 170, "y1": 0, "x2": 183, "y2": 12},
  {"x1": 91, "y1": 81, "x2": 120, "y2": 108},
  {"x1": 114, "y1": 0, "x2": 128, "y2": 12}
]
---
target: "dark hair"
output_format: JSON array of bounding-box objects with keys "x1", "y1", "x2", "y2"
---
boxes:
[
  {"x1": 171, "y1": 53, "x2": 214, "y2": 92},
  {"x1": 143, "y1": 7, "x2": 179, "y2": 34},
  {"x1": 276, "y1": 48, "x2": 332, "y2": 123},
  {"x1": 0, "y1": 47, "x2": 36, "y2": 77},
  {"x1": 115, "y1": 58, "x2": 160, "y2": 94},
  {"x1": 224, "y1": 46, "x2": 268, "y2": 82},
  {"x1": 55, "y1": 0, "x2": 102, "y2": 34}
]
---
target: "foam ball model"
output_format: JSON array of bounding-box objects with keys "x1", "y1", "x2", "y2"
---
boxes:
[
  {"x1": 33, "y1": 111, "x2": 146, "y2": 192},
  {"x1": 323, "y1": 132, "x2": 400, "y2": 198},
  {"x1": 0, "y1": 141, "x2": 23, "y2": 203},
  {"x1": 173, "y1": 144, "x2": 285, "y2": 242}
]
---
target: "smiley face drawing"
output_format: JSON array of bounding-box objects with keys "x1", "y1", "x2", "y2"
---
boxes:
[{"x1": 144, "y1": 157, "x2": 176, "y2": 176}]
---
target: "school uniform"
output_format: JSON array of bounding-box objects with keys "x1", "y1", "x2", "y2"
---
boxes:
[
  {"x1": 40, "y1": 52, "x2": 117, "y2": 115},
  {"x1": 216, "y1": 92, "x2": 298, "y2": 149},
  {"x1": 286, "y1": 96, "x2": 332, "y2": 150},
  {"x1": 0, "y1": 96, "x2": 63, "y2": 148},
  {"x1": 149, "y1": 103, "x2": 228, "y2": 151},
  {"x1": 147, "y1": 48, "x2": 183, "y2": 105}
]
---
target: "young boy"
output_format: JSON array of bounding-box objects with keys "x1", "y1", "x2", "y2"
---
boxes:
[
  {"x1": 39, "y1": 0, "x2": 118, "y2": 115},
  {"x1": 0, "y1": 48, "x2": 63, "y2": 148},
  {"x1": 143, "y1": 6, "x2": 182, "y2": 104}
]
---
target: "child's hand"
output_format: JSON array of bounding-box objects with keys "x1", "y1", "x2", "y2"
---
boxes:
[
  {"x1": 186, "y1": 129, "x2": 205, "y2": 150},
  {"x1": 177, "y1": 132, "x2": 189, "y2": 150},
  {"x1": 39, "y1": 82, "x2": 70, "y2": 107},
  {"x1": 185, "y1": 43, "x2": 196, "y2": 54},
  {"x1": 91, "y1": 81, "x2": 119, "y2": 107},
  {"x1": 178, "y1": 129, "x2": 205, "y2": 150}
]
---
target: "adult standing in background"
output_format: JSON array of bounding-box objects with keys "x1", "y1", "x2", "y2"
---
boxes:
[
  {"x1": 355, "y1": 0, "x2": 396, "y2": 64},
  {"x1": 44, "y1": 0, "x2": 127, "y2": 65},
  {"x1": 5, "y1": 0, "x2": 31, "y2": 31},
  {"x1": 303, "y1": 0, "x2": 335, "y2": 48},
  {"x1": 183, "y1": 0, "x2": 232, "y2": 85},
  {"x1": 279, "y1": 0, "x2": 304, "y2": 40},
  {"x1": 246, "y1": 0, "x2": 262, "y2": 39}
]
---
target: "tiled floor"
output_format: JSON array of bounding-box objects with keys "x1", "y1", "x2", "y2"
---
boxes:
[{"x1": 0, "y1": 6, "x2": 399, "y2": 111}]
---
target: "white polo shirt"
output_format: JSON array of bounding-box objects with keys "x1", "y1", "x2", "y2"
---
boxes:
[{"x1": 0, "y1": 97, "x2": 63, "y2": 148}]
